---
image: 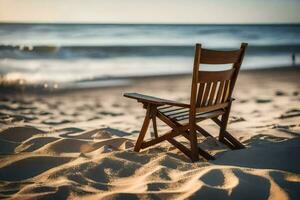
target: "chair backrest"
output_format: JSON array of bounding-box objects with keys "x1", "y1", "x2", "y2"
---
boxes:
[{"x1": 190, "y1": 43, "x2": 247, "y2": 114}]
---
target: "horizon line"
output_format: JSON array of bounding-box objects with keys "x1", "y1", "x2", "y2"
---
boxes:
[{"x1": 0, "y1": 22, "x2": 300, "y2": 26}]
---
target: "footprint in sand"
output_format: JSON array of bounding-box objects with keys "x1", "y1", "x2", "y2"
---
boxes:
[
  {"x1": 239, "y1": 99, "x2": 249, "y2": 103},
  {"x1": 275, "y1": 90, "x2": 287, "y2": 96},
  {"x1": 97, "y1": 111, "x2": 123, "y2": 117},
  {"x1": 272, "y1": 124, "x2": 297, "y2": 129},
  {"x1": 279, "y1": 109, "x2": 300, "y2": 119},
  {"x1": 42, "y1": 119, "x2": 72, "y2": 125},
  {"x1": 229, "y1": 116, "x2": 246, "y2": 124},
  {"x1": 255, "y1": 98, "x2": 272, "y2": 103}
]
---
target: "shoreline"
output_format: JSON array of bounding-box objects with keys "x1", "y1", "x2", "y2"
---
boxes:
[{"x1": 1, "y1": 65, "x2": 299, "y2": 95}]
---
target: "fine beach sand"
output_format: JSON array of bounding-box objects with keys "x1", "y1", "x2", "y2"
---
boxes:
[{"x1": 0, "y1": 67, "x2": 300, "y2": 199}]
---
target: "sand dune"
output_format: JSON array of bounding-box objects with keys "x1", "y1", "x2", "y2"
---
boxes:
[
  {"x1": 0, "y1": 156, "x2": 72, "y2": 181},
  {"x1": 0, "y1": 68, "x2": 300, "y2": 199},
  {"x1": 0, "y1": 126, "x2": 45, "y2": 143}
]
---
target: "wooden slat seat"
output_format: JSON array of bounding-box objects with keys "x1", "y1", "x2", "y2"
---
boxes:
[
  {"x1": 159, "y1": 106, "x2": 225, "y2": 122},
  {"x1": 158, "y1": 106, "x2": 188, "y2": 114},
  {"x1": 176, "y1": 109, "x2": 225, "y2": 122},
  {"x1": 124, "y1": 43, "x2": 247, "y2": 162}
]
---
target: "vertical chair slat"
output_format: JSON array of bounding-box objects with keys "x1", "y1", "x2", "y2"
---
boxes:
[
  {"x1": 196, "y1": 83, "x2": 205, "y2": 107},
  {"x1": 208, "y1": 82, "x2": 217, "y2": 106},
  {"x1": 221, "y1": 80, "x2": 230, "y2": 103},
  {"x1": 215, "y1": 81, "x2": 225, "y2": 104},
  {"x1": 201, "y1": 82, "x2": 212, "y2": 107}
]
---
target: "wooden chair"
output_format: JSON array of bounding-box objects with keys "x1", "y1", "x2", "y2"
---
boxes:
[{"x1": 124, "y1": 43, "x2": 247, "y2": 161}]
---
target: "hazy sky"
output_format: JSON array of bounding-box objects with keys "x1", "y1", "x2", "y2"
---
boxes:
[{"x1": 0, "y1": 0, "x2": 300, "y2": 24}]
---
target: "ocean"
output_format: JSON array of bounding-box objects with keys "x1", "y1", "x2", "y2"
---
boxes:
[{"x1": 0, "y1": 23, "x2": 300, "y2": 84}]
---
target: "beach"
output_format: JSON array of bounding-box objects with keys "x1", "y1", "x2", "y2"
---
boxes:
[{"x1": 0, "y1": 66, "x2": 299, "y2": 199}]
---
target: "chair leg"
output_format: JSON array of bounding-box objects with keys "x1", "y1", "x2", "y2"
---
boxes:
[
  {"x1": 189, "y1": 127, "x2": 199, "y2": 162},
  {"x1": 151, "y1": 111, "x2": 158, "y2": 139},
  {"x1": 219, "y1": 112, "x2": 228, "y2": 143},
  {"x1": 134, "y1": 106, "x2": 215, "y2": 161},
  {"x1": 219, "y1": 103, "x2": 245, "y2": 149},
  {"x1": 134, "y1": 104, "x2": 152, "y2": 152},
  {"x1": 223, "y1": 130, "x2": 245, "y2": 149}
]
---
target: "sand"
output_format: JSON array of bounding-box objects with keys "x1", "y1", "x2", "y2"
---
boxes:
[{"x1": 0, "y1": 67, "x2": 300, "y2": 199}]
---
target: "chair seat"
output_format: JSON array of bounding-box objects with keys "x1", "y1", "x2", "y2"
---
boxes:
[{"x1": 158, "y1": 105, "x2": 225, "y2": 122}]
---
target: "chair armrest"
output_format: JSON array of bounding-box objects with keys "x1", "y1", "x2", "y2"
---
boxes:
[{"x1": 124, "y1": 93, "x2": 190, "y2": 108}]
